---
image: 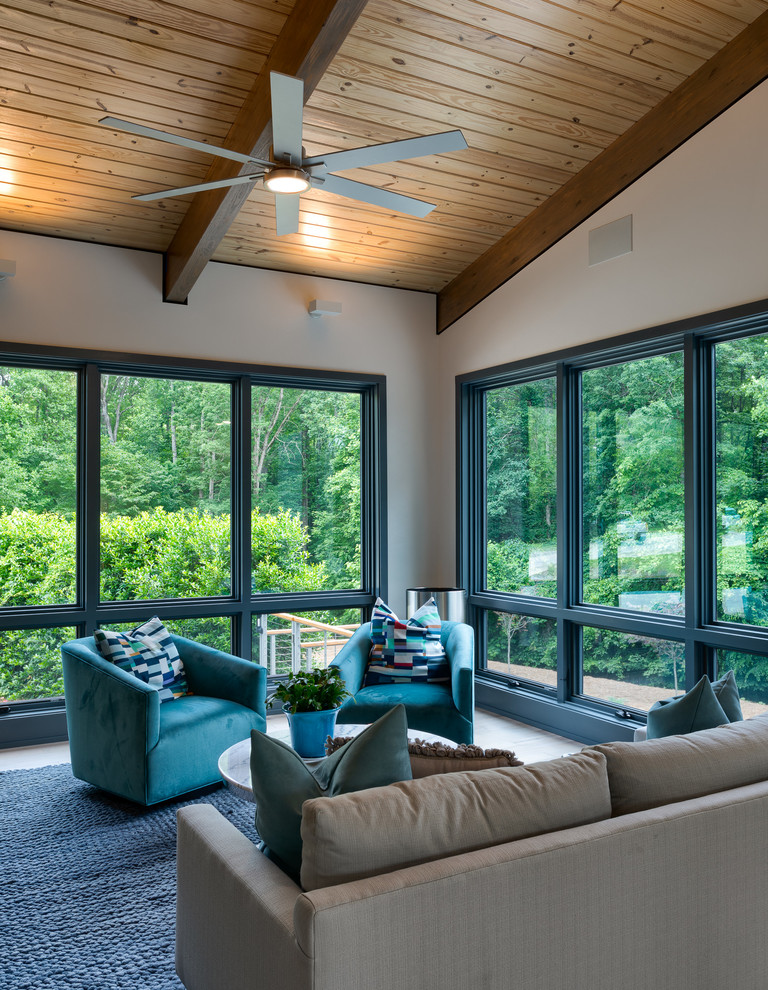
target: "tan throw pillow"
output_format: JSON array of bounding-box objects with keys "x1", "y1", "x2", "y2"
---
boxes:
[
  {"x1": 407, "y1": 738, "x2": 523, "y2": 777},
  {"x1": 593, "y1": 715, "x2": 768, "y2": 817},
  {"x1": 300, "y1": 749, "x2": 611, "y2": 891},
  {"x1": 326, "y1": 735, "x2": 522, "y2": 777}
]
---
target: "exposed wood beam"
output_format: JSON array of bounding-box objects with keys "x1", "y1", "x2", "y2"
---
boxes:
[
  {"x1": 163, "y1": 0, "x2": 371, "y2": 304},
  {"x1": 436, "y1": 11, "x2": 768, "y2": 334}
]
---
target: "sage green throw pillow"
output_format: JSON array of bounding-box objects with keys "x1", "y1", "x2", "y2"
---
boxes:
[
  {"x1": 711, "y1": 669, "x2": 744, "y2": 723},
  {"x1": 646, "y1": 675, "x2": 729, "y2": 740},
  {"x1": 250, "y1": 704, "x2": 412, "y2": 882}
]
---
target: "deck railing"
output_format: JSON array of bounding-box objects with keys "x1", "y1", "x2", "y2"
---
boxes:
[{"x1": 256, "y1": 612, "x2": 359, "y2": 676}]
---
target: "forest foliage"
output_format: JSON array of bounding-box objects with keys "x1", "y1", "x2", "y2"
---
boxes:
[
  {"x1": 485, "y1": 336, "x2": 768, "y2": 705},
  {"x1": 0, "y1": 368, "x2": 362, "y2": 701},
  {"x1": 6, "y1": 335, "x2": 768, "y2": 708}
]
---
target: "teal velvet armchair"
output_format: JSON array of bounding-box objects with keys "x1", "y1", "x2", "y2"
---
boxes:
[
  {"x1": 330, "y1": 620, "x2": 475, "y2": 744},
  {"x1": 61, "y1": 634, "x2": 267, "y2": 806}
]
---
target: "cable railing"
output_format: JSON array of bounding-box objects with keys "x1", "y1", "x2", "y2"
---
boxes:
[{"x1": 255, "y1": 612, "x2": 359, "y2": 677}]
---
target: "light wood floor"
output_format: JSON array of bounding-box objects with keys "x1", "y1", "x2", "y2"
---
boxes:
[{"x1": 0, "y1": 708, "x2": 580, "y2": 772}]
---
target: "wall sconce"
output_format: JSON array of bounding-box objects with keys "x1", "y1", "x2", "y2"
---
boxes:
[
  {"x1": 0, "y1": 260, "x2": 16, "y2": 282},
  {"x1": 308, "y1": 299, "x2": 342, "y2": 319}
]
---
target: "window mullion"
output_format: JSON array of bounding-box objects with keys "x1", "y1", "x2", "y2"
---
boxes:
[
  {"x1": 362, "y1": 383, "x2": 386, "y2": 602},
  {"x1": 82, "y1": 363, "x2": 101, "y2": 632},
  {"x1": 234, "y1": 376, "x2": 251, "y2": 659},
  {"x1": 458, "y1": 382, "x2": 484, "y2": 666},
  {"x1": 480, "y1": 383, "x2": 491, "y2": 673},
  {"x1": 558, "y1": 363, "x2": 582, "y2": 611},
  {"x1": 685, "y1": 334, "x2": 715, "y2": 688},
  {"x1": 459, "y1": 383, "x2": 485, "y2": 602},
  {"x1": 477, "y1": 388, "x2": 488, "y2": 597},
  {"x1": 557, "y1": 363, "x2": 580, "y2": 703},
  {"x1": 556, "y1": 363, "x2": 567, "y2": 703}
]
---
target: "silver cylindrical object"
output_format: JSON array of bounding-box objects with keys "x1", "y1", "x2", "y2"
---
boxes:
[{"x1": 405, "y1": 587, "x2": 467, "y2": 623}]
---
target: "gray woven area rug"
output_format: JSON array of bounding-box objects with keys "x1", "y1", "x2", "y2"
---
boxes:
[{"x1": 0, "y1": 763, "x2": 257, "y2": 990}]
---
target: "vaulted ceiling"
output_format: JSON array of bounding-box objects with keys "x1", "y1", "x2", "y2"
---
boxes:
[{"x1": 2, "y1": 0, "x2": 768, "y2": 331}]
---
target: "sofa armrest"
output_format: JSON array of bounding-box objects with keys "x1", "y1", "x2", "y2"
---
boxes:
[
  {"x1": 445, "y1": 622, "x2": 475, "y2": 724},
  {"x1": 176, "y1": 805, "x2": 308, "y2": 990},
  {"x1": 61, "y1": 640, "x2": 161, "y2": 752},
  {"x1": 329, "y1": 622, "x2": 371, "y2": 695},
  {"x1": 173, "y1": 636, "x2": 267, "y2": 719}
]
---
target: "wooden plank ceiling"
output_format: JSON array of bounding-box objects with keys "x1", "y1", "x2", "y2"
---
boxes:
[{"x1": 2, "y1": 0, "x2": 768, "y2": 327}]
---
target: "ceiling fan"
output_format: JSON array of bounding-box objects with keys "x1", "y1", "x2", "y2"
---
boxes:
[{"x1": 99, "y1": 71, "x2": 468, "y2": 236}]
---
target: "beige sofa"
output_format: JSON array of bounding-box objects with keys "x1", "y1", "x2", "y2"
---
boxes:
[{"x1": 176, "y1": 716, "x2": 768, "y2": 990}]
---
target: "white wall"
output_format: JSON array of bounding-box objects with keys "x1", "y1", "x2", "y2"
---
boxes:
[
  {"x1": 0, "y1": 230, "x2": 436, "y2": 614},
  {"x1": 431, "y1": 79, "x2": 768, "y2": 584}
]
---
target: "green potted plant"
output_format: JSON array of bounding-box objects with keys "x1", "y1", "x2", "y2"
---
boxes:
[{"x1": 268, "y1": 667, "x2": 350, "y2": 758}]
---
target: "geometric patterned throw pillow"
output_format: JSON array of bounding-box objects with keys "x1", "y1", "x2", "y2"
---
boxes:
[
  {"x1": 364, "y1": 597, "x2": 449, "y2": 686},
  {"x1": 94, "y1": 616, "x2": 188, "y2": 703}
]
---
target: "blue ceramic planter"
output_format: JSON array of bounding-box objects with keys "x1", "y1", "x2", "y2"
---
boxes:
[{"x1": 283, "y1": 705, "x2": 340, "y2": 758}]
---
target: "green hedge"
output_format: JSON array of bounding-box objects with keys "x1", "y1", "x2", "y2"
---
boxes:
[{"x1": 0, "y1": 506, "x2": 329, "y2": 701}]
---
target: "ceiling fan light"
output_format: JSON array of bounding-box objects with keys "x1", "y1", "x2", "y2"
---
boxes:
[{"x1": 264, "y1": 167, "x2": 310, "y2": 194}]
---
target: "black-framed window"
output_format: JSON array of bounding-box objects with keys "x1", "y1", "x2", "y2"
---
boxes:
[
  {"x1": 0, "y1": 343, "x2": 386, "y2": 748},
  {"x1": 459, "y1": 298, "x2": 768, "y2": 744}
]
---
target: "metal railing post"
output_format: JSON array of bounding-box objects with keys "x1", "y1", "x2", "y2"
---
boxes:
[
  {"x1": 256, "y1": 616, "x2": 273, "y2": 676},
  {"x1": 291, "y1": 620, "x2": 301, "y2": 673}
]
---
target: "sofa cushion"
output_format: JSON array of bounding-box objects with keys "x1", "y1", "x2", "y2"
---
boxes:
[
  {"x1": 364, "y1": 597, "x2": 449, "y2": 685},
  {"x1": 249, "y1": 705, "x2": 412, "y2": 882},
  {"x1": 646, "y1": 675, "x2": 728, "y2": 739},
  {"x1": 94, "y1": 616, "x2": 187, "y2": 702},
  {"x1": 593, "y1": 715, "x2": 768, "y2": 816},
  {"x1": 299, "y1": 749, "x2": 610, "y2": 891}
]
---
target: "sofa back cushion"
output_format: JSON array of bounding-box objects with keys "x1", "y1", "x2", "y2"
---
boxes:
[
  {"x1": 299, "y1": 749, "x2": 610, "y2": 891},
  {"x1": 593, "y1": 715, "x2": 768, "y2": 816}
]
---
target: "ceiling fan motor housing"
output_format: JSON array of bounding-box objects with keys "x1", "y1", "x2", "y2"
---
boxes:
[{"x1": 264, "y1": 167, "x2": 311, "y2": 193}]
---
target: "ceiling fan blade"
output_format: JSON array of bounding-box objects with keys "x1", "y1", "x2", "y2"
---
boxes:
[
  {"x1": 99, "y1": 116, "x2": 273, "y2": 169},
  {"x1": 314, "y1": 174, "x2": 436, "y2": 218},
  {"x1": 274, "y1": 193, "x2": 301, "y2": 235},
  {"x1": 304, "y1": 129, "x2": 468, "y2": 172},
  {"x1": 270, "y1": 72, "x2": 304, "y2": 166},
  {"x1": 132, "y1": 172, "x2": 265, "y2": 202}
]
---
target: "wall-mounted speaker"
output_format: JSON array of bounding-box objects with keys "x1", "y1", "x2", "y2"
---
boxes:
[{"x1": 588, "y1": 216, "x2": 633, "y2": 267}]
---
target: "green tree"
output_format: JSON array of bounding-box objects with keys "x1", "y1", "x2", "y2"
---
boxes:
[
  {"x1": 0, "y1": 367, "x2": 77, "y2": 514},
  {"x1": 255, "y1": 388, "x2": 361, "y2": 590},
  {"x1": 0, "y1": 367, "x2": 366, "y2": 701}
]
